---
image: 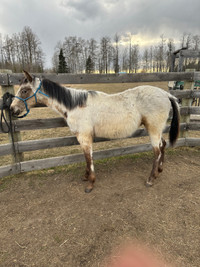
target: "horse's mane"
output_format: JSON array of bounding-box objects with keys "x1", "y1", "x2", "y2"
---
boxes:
[{"x1": 42, "y1": 79, "x2": 90, "y2": 110}]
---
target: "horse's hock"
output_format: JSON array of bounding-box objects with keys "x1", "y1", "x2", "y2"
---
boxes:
[{"x1": 0, "y1": 71, "x2": 200, "y2": 184}]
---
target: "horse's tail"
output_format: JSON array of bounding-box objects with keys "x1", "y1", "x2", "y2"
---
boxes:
[{"x1": 169, "y1": 97, "x2": 180, "y2": 146}]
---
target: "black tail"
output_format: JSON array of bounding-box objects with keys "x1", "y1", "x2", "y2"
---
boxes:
[{"x1": 169, "y1": 97, "x2": 180, "y2": 146}]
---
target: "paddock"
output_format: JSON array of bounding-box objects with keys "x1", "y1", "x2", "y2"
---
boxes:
[
  {"x1": 0, "y1": 72, "x2": 200, "y2": 266},
  {"x1": 0, "y1": 147, "x2": 200, "y2": 266}
]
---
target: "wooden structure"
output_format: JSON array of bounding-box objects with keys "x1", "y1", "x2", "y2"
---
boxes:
[
  {"x1": 0, "y1": 72, "x2": 200, "y2": 178},
  {"x1": 171, "y1": 48, "x2": 200, "y2": 72}
]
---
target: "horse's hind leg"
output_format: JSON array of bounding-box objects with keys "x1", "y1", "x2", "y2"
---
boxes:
[
  {"x1": 146, "y1": 145, "x2": 161, "y2": 187},
  {"x1": 158, "y1": 137, "x2": 166, "y2": 173},
  {"x1": 76, "y1": 133, "x2": 95, "y2": 193},
  {"x1": 146, "y1": 132, "x2": 165, "y2": 187},
  {"x1": 146, "y1": 138, "x2": 166, "y2": 187}
]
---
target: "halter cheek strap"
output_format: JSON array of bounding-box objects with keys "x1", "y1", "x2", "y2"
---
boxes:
[{"x1": 14, "y1": 81, "x2": 49, "y2": 118}]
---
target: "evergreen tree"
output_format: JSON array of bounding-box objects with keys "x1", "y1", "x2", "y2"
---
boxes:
[
  {"x1": 58, "y1": 48, "x2": 69, "y2": 73},
  {"x1": 86, "y1": 55, "x2": 94, "y2": 73}
]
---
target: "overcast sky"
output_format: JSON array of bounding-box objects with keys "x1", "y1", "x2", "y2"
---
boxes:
[{"x1": 0, "y1": 0, "x2": 200, "y2": 68}]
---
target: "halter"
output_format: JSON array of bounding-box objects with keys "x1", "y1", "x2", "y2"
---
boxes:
[{"x1": 14, "y1": 81, "x2": 49, "y2": 118}]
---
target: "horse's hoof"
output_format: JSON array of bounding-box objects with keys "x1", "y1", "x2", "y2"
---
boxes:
[
  {"x1": 158, "y1": 167, "x2": 163, "y2": 173},
  {"x1": 85, "y1": 187, "x2": 93, "y2": 193},
  {"x1": 146, "y1": 181, "x2": 153, "y2": 187}
]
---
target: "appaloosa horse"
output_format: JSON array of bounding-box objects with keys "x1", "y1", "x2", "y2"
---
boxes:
[{"x1": 11, "y1": 71, "x2": 180, "y2": 192}]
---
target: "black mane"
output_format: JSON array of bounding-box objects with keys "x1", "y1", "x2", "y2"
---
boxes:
[{"x1": 41, "y1": 79, "x2": 89, "y2": 110}]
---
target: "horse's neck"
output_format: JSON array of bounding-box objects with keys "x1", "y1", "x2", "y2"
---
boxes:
[
  {"x1": 46, "y1": 97, "x2": 68, "y2": 118},
  {"x1": 39, "y1": 83, "x2": 88, "y2": 116}
]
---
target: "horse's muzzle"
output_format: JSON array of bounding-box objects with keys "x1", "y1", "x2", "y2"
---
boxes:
[{"x1": 10, "y1": 106, "x2": 21, "y2": 117}]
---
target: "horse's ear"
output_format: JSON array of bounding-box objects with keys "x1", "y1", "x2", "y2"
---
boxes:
[{"x1": 23, "y1": 70, "x2": 33, "y2": 83}]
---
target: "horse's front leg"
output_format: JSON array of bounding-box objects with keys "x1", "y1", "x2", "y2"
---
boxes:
[{"x1": 76, "y1": 133, "x2": 95, "y2": 193}]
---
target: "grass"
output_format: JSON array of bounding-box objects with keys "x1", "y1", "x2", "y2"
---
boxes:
[{"x1": 1, "y1": 146, "x2": 199, "y2": 193}]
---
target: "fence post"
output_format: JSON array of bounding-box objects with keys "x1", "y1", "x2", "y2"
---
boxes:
[
  {"x1": 1, "y1": 72, "x2": 24, "y2": 164},
  {"x1": 180, "y1": 69, "x2": 195, "y2": 138}
]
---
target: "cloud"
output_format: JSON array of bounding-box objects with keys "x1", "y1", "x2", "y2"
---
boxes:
[
  {"x1": 60, "y1": 0, "x2": 105, "y2": 21},
  {"x1": 0, "y1": 0, "x2": 199, "y2": 67}
]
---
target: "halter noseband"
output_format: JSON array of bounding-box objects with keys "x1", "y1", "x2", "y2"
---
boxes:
[{"x1": 14, "y1": 81, "x2": 49, "y2": 118}]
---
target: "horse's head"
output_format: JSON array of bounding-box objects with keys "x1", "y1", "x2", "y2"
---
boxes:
[{"x1": 10, "y1": 70, "x2": 41, "y2": 117}]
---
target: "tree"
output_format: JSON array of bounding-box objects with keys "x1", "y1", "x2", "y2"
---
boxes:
[
  {"x1": 0, "y1": 26, "x2": 44, "y2": 72},
  {"x1": 88, "y1": 38, "x2": 98, "y2": 72},
  {"x1": 20, "y1": 26, "x2": 45, "y2": 72},
  {"x1": 113, "y1": 33, "x2": 120, "y2": 73},
  {"x1": 100, "y1": 36, "x2": 113, "y2": 73},
  {"x1": 128, "y1": 36, "x2": 132, "y2": 73},
  {"x1": 142, "y1": 48, "x2": 149, "y2": 72},
  {"x1": 132, "y1": 45, "x2": 140, "y2": 73},
  {"x1": 167, "y1": 38, "x2": 175, "y2": 72},
  {"x1": 122, "y1": 47, "x2": 129, "y2": 72},
  {"x1": 62, "y1": 36, "x2": 86, "y2": 73},
  {"x1": 58, "y1": 48, "x2": 69, "y2": 73},
  {"x1": 192, "y1": 35, "x2": 200, "y2": 50},
  {"x1": 149, "y1": 46, "x2": 153, "y2": 72},
  {"x1": 86, "y1": 55, "x2": 94, "y2": 73}
]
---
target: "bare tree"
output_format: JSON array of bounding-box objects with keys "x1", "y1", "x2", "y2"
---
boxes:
[
  {"x1": 122, "y1": 47, "x2": 129, "y2": 72},
  {"x1": 87, "y1": 38, "x2": 98, "y2": 72},
  {"x1": 192, "y1": 35, "x2": 200, "y2": 50},
  {"x1": 142, "y1": 48, "x2": 149, "y2": 72},
  {"x1": 132, "y1": 44, "x2": 140, "y2": 73},
  {"x1": 128, "y1": 36, "x2": 132, "y2": 73},
  {"x1": 62, "y1": 36, "x2": 88, "y2": 73},
  {"x1": 167, "y1": 38, "x2": 175, "y2": 72},
  {"x1": 113, "y1": 33, "x2": 120, "y2": 73},
  {"x1": 100, "y1": 36, "x2": 113, "y2": 73},
  {"x1": 0, "y1": 26, "x2": 45, "y2": 72},
  {"x1": 149, "y1": 46, "x2": 153, "y2": 72},
  {"x1": 20, "y1": 26, "x2": 44, "y2": 71}
]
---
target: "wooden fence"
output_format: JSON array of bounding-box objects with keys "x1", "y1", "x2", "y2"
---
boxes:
[{"x1": 0, "y1": 71, "x2": 200, "y2": 179}]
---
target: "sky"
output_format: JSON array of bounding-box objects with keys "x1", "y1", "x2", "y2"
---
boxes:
[{"x1": 0, "y1": 0, "x2": 200, "y2": 68}]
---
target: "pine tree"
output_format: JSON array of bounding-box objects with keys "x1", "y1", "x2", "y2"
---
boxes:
[
  {"x1": 86, "y1": 55, "x2": 94, "y2": 73},
  {"x1": 58, "y1": 48, "x2": 69, "y2": 73}
]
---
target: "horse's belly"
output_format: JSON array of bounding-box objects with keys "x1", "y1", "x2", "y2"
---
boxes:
[{"x1": 94, "y1": 114, "x2": 140, "y2": 139}]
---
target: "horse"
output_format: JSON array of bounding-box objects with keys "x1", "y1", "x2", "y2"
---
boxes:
[{"x1": 10, "y1": 71, "x2": 180, "y2": 193}]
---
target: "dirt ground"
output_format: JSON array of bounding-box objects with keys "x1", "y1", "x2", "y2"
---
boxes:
[{"x1": 0, "y1": 147, "x2": 200, "y2": 267}]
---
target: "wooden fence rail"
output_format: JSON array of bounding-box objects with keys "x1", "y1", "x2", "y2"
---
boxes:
[
  {"x1": 0, "y1": 71, "x2": 200, "y2": 179},
  {"x1": 0, "y1": 71, "x2": 200, "y2": 86},
  {"x1": 0, "y1": 124, "x2": 189, "y2": 157}
]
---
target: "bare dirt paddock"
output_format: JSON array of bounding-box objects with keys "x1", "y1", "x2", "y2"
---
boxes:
[{"x1": 0, "y1": 147, "x2": 200, "y2": 267}]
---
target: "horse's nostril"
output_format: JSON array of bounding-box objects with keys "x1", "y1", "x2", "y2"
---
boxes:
[
  {"x1": 15, "y1": 110, "x2": 20, "y2": 116},
  {"x1": 10, "y1": 107, "x2": 20, "y2": 116}
]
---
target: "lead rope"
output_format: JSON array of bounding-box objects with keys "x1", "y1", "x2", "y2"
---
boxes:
[{"x1": 0, "y1": 92, "x2": 17, "y2": 161}]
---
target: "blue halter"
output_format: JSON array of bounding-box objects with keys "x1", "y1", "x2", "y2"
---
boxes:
[{"x1": 15, "y1": 81, "x2": 49, "y2": 118}]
